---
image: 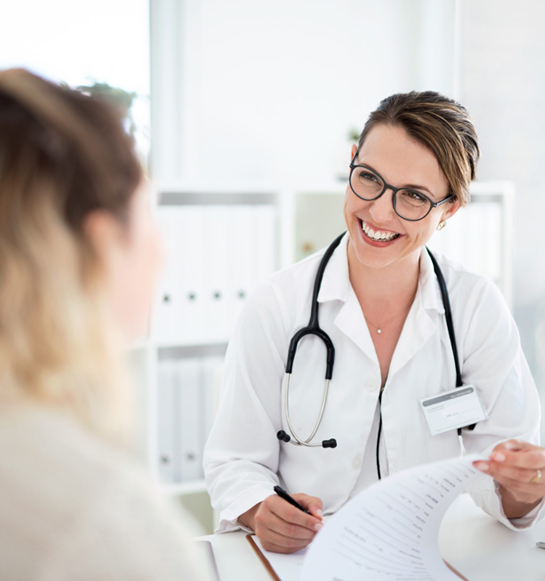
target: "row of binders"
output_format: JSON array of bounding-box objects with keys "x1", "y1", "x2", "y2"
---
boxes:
[
  {"x1": 152, "y1": 204, "x2": 277, "y2": 345},
  {"x1": 427, "y1": 200, "x2": 503, "y2": 283},
  {"x1": 156, "y1": 355, "x2": 224, "y2": 484}
]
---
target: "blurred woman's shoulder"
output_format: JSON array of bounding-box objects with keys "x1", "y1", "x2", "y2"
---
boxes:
[{"x1": 0, "y1": 400, "x2": 208, "y2": 580}]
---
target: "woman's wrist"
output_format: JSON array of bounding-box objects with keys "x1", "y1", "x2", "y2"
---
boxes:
[
  {"x1": 499, "y1": 484, "x2": 542, "y2": 519},
  {"x1": 238, "y1": 502, "x2": 261, "y2": 531}
]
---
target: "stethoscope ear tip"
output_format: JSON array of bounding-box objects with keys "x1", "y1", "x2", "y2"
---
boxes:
[
  {"x1": 322, "y1": 439, "x2": 337, "y2": 448},
  {"x1": 277, "y1": 430, "x2": 291, "y2": 443}
]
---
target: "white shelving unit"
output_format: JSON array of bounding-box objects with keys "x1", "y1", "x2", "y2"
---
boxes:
[{"x1": 127, "y1": 187, "x2": 280, "y2": 532}]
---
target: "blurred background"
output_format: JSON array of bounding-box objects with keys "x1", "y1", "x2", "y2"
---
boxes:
[{"x1": 2, "y1": 0, "x2": 544, "y2": 531}]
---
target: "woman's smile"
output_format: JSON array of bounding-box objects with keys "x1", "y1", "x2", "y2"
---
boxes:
[{"x1": 359, "y1": 218, "x2": 402, "y2": 246}]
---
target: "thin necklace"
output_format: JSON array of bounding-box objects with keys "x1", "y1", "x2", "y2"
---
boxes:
[{"x1": 364, "y1": 302, "x2": 413, "y2": 334}]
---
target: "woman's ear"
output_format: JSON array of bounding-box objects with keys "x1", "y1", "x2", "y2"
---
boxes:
[
  {"x1": 351, "y1": 143, "x2": 358, "y2": 160},
  {"x1": 443, "y1": 199, "x2": 461, "y2": 222},
  {"x1": 83, "y1": 209, "x2": 125, "y2": 272}
]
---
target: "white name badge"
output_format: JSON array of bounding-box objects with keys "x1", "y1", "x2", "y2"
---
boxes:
[{"x1": 420, "y1": 385, "x2": 488, "y2": 436}]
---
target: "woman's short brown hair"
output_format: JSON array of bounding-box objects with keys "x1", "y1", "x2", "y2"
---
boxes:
[{"x1": 358, "y1": 91, "x2": 480, "y2": 206}]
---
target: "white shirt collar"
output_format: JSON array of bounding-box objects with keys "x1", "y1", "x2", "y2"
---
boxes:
[{"x1": 317, "y1": 233, "x2": 445, "y2": 315}]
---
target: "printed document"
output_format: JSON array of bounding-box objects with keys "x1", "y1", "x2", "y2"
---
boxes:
[
  {"x1": 249, "y1": 455, "x2": 481, "y2": 580},
  {"x1": 301, "y1": 455, "x2": 480, "y2": 580}
]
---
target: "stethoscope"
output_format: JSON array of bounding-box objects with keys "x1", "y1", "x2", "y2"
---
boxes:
[{"x1": 276, "y1": 232, "x2": 474, "y2": 450}]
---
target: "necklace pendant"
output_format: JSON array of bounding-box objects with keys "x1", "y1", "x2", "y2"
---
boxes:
[{"x1": 377, "y1": 328, "x2": 382, "y2": 334}]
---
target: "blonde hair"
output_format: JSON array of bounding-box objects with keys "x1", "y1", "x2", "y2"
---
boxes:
[
  {"x1": 358, "y1": 91, "x2": 480, "y2": 206},
  {"x1": 0, "y1": 69, "x2": 142, "y2": 442}
]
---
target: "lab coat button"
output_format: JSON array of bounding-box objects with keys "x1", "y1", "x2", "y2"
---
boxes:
[
  {"x1": 352, "y1": 455, "x2": 363, "y2": 470},
  {"x1": 364, "y1": 378, "x2": 379, "y2": 391}
]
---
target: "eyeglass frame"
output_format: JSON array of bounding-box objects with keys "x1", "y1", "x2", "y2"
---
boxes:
[{"x1": 348, "y1": 150, "x2": 456, "y2": 222}]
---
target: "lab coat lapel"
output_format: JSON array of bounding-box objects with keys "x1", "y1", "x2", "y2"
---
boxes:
[
  {"x1": 387, "y1": 250, "x2": 443, "y2": 380},
  {"x1": 334, "y1": 289, "x2": 379, "y2": 367},
  {"x1": 387, "y1": 299, "x2": 436, "y2": 380},
  {"x1": 317, "y1": 234, "x2": 379, "y2": 366}
]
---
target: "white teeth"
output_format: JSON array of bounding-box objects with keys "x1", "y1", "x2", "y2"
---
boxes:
[{"x1": 361, "y1": 221, "x2": 399, "y2": 242}]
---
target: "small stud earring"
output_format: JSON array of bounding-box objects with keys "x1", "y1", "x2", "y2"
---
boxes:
[{"x1": 437, "y1": 220, "x2": 446, "y2": 231}]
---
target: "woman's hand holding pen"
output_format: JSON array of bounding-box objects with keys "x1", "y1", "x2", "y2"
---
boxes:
[
  {"x1": 239, "y1": 493, "x2": 323, "y2": 553},
  {"x1": 473, "y1": 440, "x2": 545, "y2": 518}
]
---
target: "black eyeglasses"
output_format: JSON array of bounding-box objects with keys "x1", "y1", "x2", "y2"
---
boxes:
[{"x1": 349, "y1": 151, "x2": 455, "y2": 222}]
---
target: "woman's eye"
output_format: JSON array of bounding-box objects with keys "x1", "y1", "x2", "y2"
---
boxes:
[
  {"x1": 359, "y1": 171, "x2": 379, "y2": 183},
  {"x1": 405, "y1": 190, "x2": 425, "y2": 202}
]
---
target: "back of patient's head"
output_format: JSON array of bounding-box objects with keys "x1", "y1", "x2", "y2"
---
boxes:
[{"x1": 0, "y1": 68, "x2": 142, "y2": 440}]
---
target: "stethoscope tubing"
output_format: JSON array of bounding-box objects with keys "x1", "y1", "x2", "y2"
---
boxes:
[
  {"x1": 284, "y1": 373, "x2": 331, "y2": 446},
  {"x1": 280, "y1": 232, "x2": 345, "y2": 448},
  {"x1": 278, "y1": 232, "x2": 474, "y2": 450}
]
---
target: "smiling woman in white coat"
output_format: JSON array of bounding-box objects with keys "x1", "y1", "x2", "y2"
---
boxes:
[{"x1": 204, "y1": 91, "x2": 545, "y2": 554}]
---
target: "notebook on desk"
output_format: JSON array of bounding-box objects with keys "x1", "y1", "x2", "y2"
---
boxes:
[
  {"x1": 193, "y1": 539, "x2": 221, "y2": 581},
  {"x1": 247, "y1": 455, "x2": 481, "y2": 580}
]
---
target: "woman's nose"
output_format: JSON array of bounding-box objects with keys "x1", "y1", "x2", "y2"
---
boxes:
[{"x1": 369, "y1": 189, "x2": 396, "y2": 223}]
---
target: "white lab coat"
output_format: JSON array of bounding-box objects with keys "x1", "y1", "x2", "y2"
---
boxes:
[{"x1": 204, "y1": 234, "x2": 543, "y2": 532}]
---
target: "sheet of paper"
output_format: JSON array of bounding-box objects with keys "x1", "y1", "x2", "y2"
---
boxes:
[
  {"x1": 252, "y1": 536, "x2": 308, "y2": 581},
  {"x1": 301, "y1": 455, "x2": 482, "y2": 581}
]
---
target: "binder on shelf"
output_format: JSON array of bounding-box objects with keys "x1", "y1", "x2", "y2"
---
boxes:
[
  {"x1": 226, "y1": 205, "x2": 254, "y2": 331},
  {"x1": 466, "y1": 202, "x2": 484, "y2": 275},
  {"x1": 156, "y1": 359, "x2": 177, "y2": 483},
  {"x1": 428, "y1": 198, "x2": 503, "y2": 283},
  {"x1": 176, "y1": 357, "x2": 203, "y2": 482},
  {"x1": 152, "y1": 209, "x2": 182, "y2": 343},
  {"x1": 253, "y1": 204, "x2": 277, "y2": 286},
  {"x1": 480, "y1": 201, "x2": 502, "y2": 281},
  {"x1": 177, "y1": 206, "x2": 206, "y2": 344},
  {"x1": 200, "y1": 355, "x2": 224, "y2": 452},
  {"x1": 202, "y1": 206, "x2": 230, "y2": 342}
]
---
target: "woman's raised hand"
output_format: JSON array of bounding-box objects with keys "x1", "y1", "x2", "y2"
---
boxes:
[
  {"x1": 473, "y1": 440, "x2": 545, "y2": 517},
  {"x1": 239, "y1": 493, "x2": 323, "y2": 553}
]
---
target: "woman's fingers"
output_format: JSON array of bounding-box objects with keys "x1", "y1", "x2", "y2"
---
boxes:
[
  {"x1": 291, "y1": 493, "x2": 324, "y2": 519},
  {"x1": 489, "y1": 439, "x2": 545, "y2": 467},
  {"x1": 473, "y1": 441, "x2": 545, "y2": 504},
  {"x1": 267, "y1": 494, "x2": 323, "y2": 532},
  {"x1": 264, "y1": 506, "x2": 320, "y2": 538},
  {"x1": 474, "y1": 448, "x2": 545, "y2": 474},
  {"x1": 254, "y1": 493, "x2": 324, "y2": 553}
]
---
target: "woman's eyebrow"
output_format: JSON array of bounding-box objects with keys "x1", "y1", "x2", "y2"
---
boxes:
[{"x1": 358, "y1": 161, "x2": 436, "y2": 197}]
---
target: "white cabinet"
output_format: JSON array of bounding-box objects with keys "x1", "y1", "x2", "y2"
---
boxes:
[{"x1": 127, "y1": 189, "x2": 279, "y2": 532}]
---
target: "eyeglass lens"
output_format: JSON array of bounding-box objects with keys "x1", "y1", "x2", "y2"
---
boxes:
[{"x1": 350, "y1": 167, "x2": 432, "y2": 221}]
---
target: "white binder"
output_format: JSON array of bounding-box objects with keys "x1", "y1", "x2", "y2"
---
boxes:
[
  {"x1": 177, "y1": 206, "x2": 206, "y2": 344},
  {"x1": 152, "y1": 208, "x2": 181, "y2": 342},
  {"x1": 176, "y1": 357, "x2": 203, "y2": 482},
  {"x1": 200, "y1": 355, "x2": 224, "y2": 452},
  {"x1": 202, "y1": 206, "x2": 230, "y2": 342},
  {"x1": 226, "y1": 205, "x2": 254, "y2": 331},
  {"x1": 480, "y1": 202, "x2": 502, "y2": 282},
  {"x1": 428, "y1": 200, "x2": 503, "y2": 286},
  {"x1": 156, "y1": 359, "x2": 177, "y2": 483},
  {"x1": 253, "y1": 205, "x2": 277, "y2": 285}
]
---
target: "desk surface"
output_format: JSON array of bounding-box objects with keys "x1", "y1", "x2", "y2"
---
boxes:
[{"x1": 202, "y1": 494, "x2": 545, "y2": 581}]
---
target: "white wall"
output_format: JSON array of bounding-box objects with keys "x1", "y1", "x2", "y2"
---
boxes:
[
  {"x1": 458, "y1": 0, "x2": 545, "y2": 388},
  {"x1": 151, "y1": 0, "x2": 458, "y2": 186}
]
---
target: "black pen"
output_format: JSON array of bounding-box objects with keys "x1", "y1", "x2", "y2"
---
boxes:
[{"x1": 273, "y1": 485, "x2": 311, "y2": 515}]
